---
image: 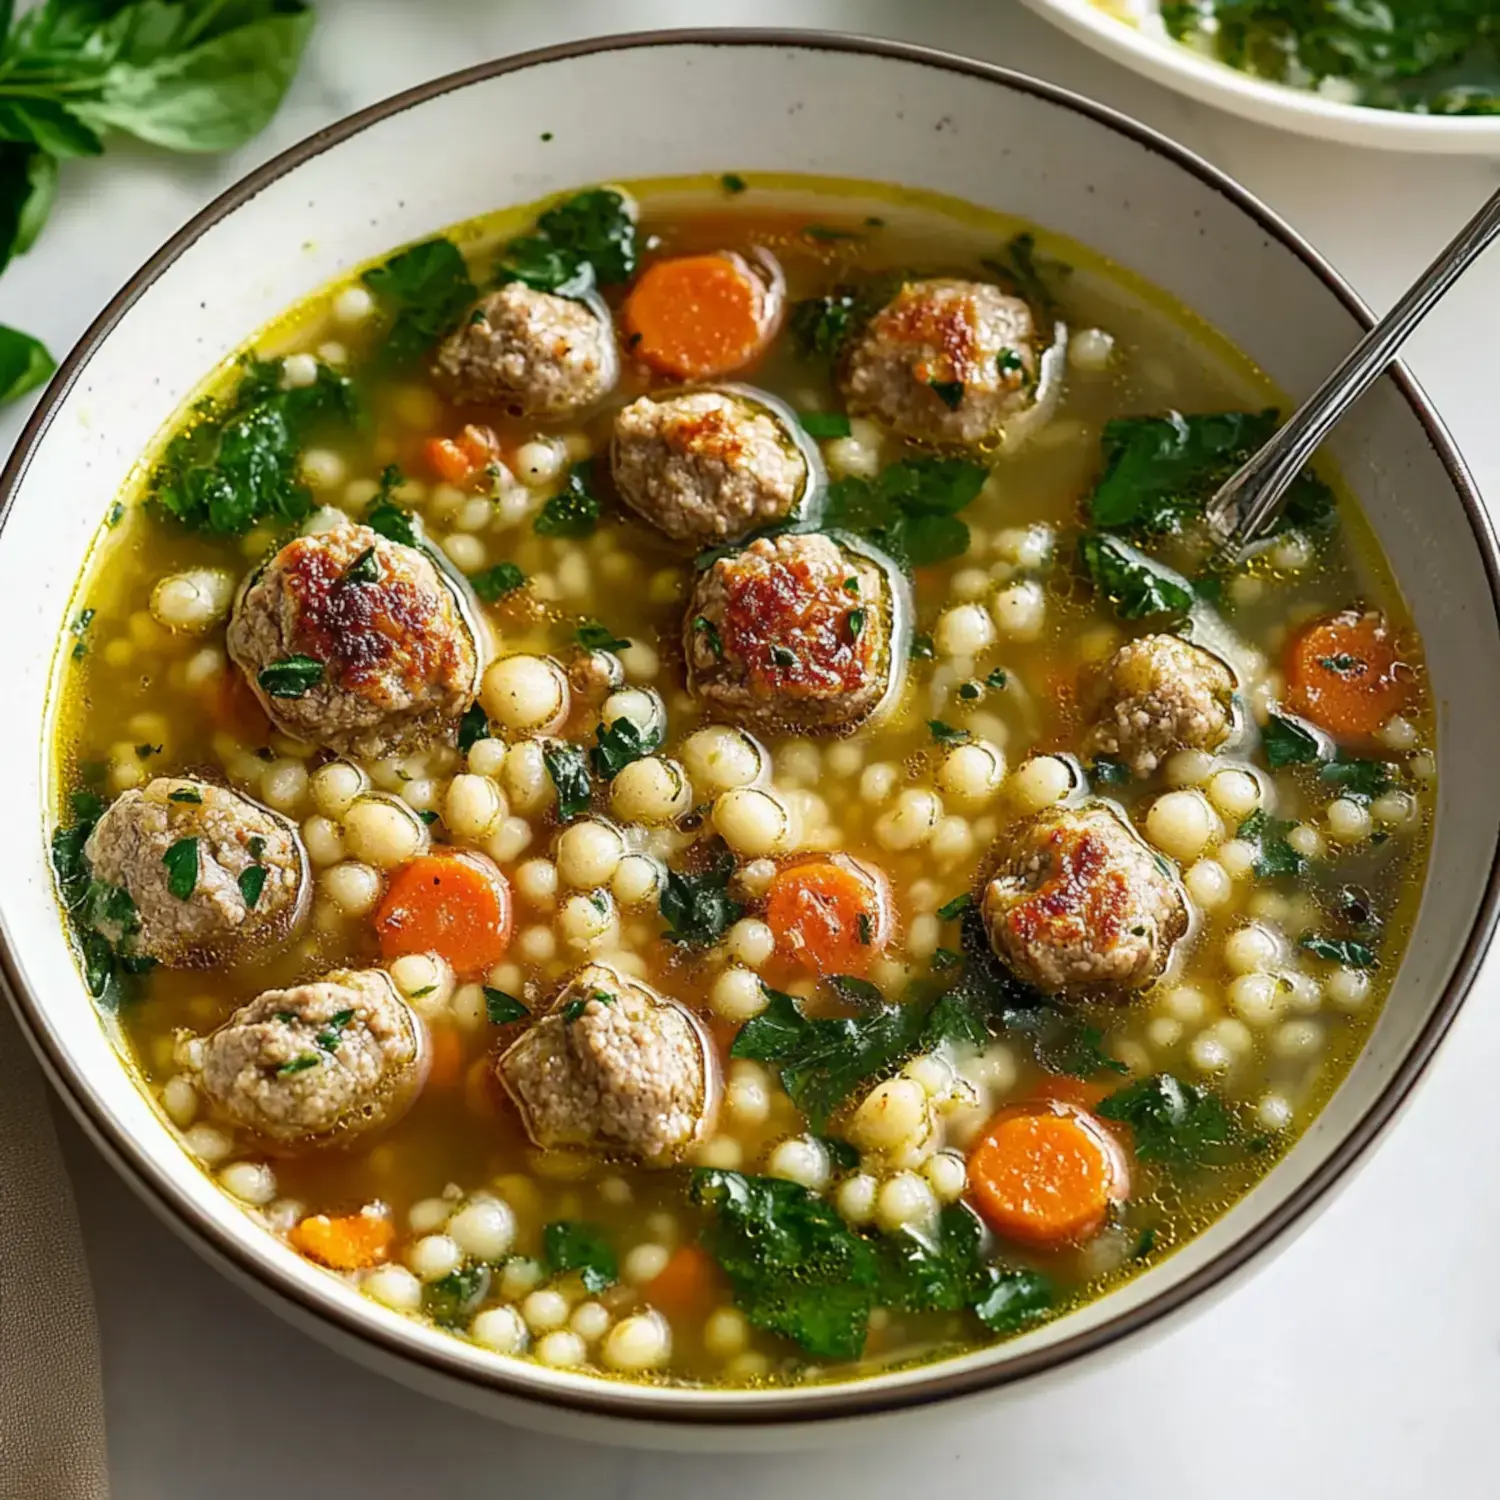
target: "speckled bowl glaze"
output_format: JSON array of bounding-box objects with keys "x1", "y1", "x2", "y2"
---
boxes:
[
  {"x1": 4, "y1": 31, "x2": 1498, "y2": 1449},
  {"x1": 1021, "y1": 0, "x2": 1500, "y2": 154}
]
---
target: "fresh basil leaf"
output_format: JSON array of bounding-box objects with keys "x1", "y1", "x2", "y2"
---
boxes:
[
  {"x1": 363, "y1": 237, "x2": 477, "y2": 367},
  {"x1": 257, "y1": 654, "x2": 323, "y2": 698},
  {"x1": 542, "y1": 1220, "x2": 617, "y2": 1292},
  {"x1": 1078, "y1": 534, "x2": 1194, "y2": 620}
]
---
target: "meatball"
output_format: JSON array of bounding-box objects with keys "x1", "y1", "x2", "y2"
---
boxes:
[
  {"x1": 842, "y1": 278, "x2": 1042, "y2": 446},
  {"x1": 684, "y1": 532, "x2": 894, "y2": 734},
  {"x1": 497, "y1": 963, "x2": 718, "y2": 1162},
  {"x1": 197, "y1": 969, "x2": 425, "y2": 1149},
  {"x1": 1088, "y1": 633, "x2": 1237, "y2": 778},
  {"x1": 83, "y1": 777, "x2": 305, "y2": 968},
  {"x1": 611, "y1": 390, "x2": 810, "y2": 547},
  {"x1": 981, "y1": 803, "x2": 1188, "y2": 998},
  {"x1": 227, "y1": 521, "x2": 481, "y2": 758},
  {"x1": 433, "y1": 282, "x2": 617, "y2": 416}
]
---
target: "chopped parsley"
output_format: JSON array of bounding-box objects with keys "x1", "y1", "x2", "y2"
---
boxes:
[
  {"x1": 167, "y1": 788, "x2": 203, "y2": 804},
  {"x1": 928, "y1": 720, "x2": 970, "y2": 745},
  {"x1": 927, "y1": 378, "x2": 965, "y2": 410},
  {"x1": 1300, "y1": 934, "x2": 1377, "y2": 968},
  {"x1": 847, "y1": 607, "x2": 866, "y2": 640},
  {"x1": 534, "y1": 461, "x2": 601, "y2": 538},
  {"x1": 161, "y1": 837, "x2": 199, "y2": 902},
  {"x1": 342, "y1": 546, "x2": 380, "y2": 585},
  {"x1": 1237, "y1": 809, "x2": 1306, "y2": 879},
  {"x1": 423, "y1": 1266, "x2": 491, "y2": 1328},
  {"x1": 769, "y1": 644, "x2": 798, "y2": 669},
  {"x1": 277, "y1": 1054, "x2": 321, "y2": 1077},
  {"x1": 69, "y1": 607, "x2": 95, "y2": 660},
  {"x1": 365, "y1": 466, "x2": 418, "y2": 547},
  {"x1": 937, "y1": 892, "x2": 973, "y2": 921},
  {"x1": 720, "y1": 172, "x2": 748, "y2": 194},
  {"x1": 692, "y1": 614, "x2": 724, "y2": 658},
  {"x1": 576, "y1": 620, "x2": 630, "y2": 653}
]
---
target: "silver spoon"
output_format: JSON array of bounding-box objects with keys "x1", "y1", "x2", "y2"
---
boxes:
[{"x1": 1205, "y1": 183, "x2": 1500, "y2": 559}]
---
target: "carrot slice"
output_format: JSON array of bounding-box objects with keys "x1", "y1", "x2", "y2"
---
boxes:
[
  {"x1": 290, "y1": 1211, "x2": 394, "y2": 1270},
  {"x1": 622, "y1": 252, "x2": 771, "y2": 380},
  {"x1": 1284, "y1": 609, "x2": 1409, "y2": 742},
  {"x1": 968, "y1": 1102, "x2": 1129, "y2": 1250},
  {"x1": 643, "y1": 1243, "x2": 720, "y2": 1320},
  {"x1": 764, "y1": 855, "x2": 893, "y2": 977},
  {"x1": 374, "y1": 851, "x2": 513, "y2": 976},
  {"x1": 424, "y1": 425, "x2": 500, "y2": 488}
]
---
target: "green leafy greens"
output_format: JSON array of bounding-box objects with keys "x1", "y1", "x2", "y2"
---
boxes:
[
  {"x1": 0, "y1": 0, "x2": 315, "y2": 403},
  {"x1": 362, "y1": 237, "x2": 477, "y2": 368},
  {"x1": 659, "y1": 845, "x2": 744, "y2": 948},
  {"x1": 824, "y1": 455, "x2": 988, "y2": 572},
  {"x1": 542, "y1": 1220, "x2": 618, "y2": 1292},
  {"x1": 494, "y1": 188, "x2": 638, "y2": 297}
]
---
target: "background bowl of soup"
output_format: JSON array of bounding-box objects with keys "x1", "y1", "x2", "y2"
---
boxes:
[
  {"x1": 4, "y1": 30, "x2": 1499, "y2": 1445},
  {"x1": 1019, "y1": 0, "x2": 1500, "y2": 154}
]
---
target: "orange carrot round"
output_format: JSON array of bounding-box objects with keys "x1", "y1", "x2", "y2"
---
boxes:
[
  {"x1": 290, "y1": 1211, "x2": 395, "y2": 1270},
  {"x1": 643, "y1": 1243, "x2": 720, "y2": 1320},
  {"x1": 765, "y1": 855, "x2": 893, "y2": 977},
  {"x1": 968, "y1": 1101, "x2": 1129, "y2": 1250},
  {"x1": 622, "y1": 252, "x2": 772, "y2": 380},
  {"x1": 1285, "y1": 609, "x2": 1409, "y2": 742},
  {"x1": 374, "y1": 850, "x2": 512, "y2": 976}
]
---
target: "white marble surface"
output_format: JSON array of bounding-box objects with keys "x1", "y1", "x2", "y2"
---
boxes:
[{"x1": 13, "y1": 2, "x2": 1500, "y2": 1496}]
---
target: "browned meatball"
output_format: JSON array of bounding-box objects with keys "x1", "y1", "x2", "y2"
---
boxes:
[
  {"x1": 611, "y1": 389, "x2": 811, "y2": 547},
  {"x1": 684, "y1": 532, "x2": 895, "y2": 735},
  {"x1": 497, "y1": 963, "x2": 718, "y2": 1162},
  {"x1": 981, "y1": 803, "x2": 1188, "y2": 998},
  {"x1": 197, "y1": 968, "x2": 425, "y2": 1149},
  {"x1": 227, "y1": 521, "x2": 481, "y2": 758},
  {"x1": 433, "y1": 282, "x2": 617, "y2": 416},
  {"x1": 1089, "y1": 633, "x2": 1237, "y2": 778},
  {"x1": 83, "y1": 777, "x2": 305, "y2": 967},
  {"x1": 841, "y1": 278, "x2": 1042, "y2": 446}
]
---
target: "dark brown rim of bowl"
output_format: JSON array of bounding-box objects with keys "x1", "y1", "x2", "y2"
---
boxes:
[{"x1": 4, "y1": 28, "x2": 1498, "y2": 1429}]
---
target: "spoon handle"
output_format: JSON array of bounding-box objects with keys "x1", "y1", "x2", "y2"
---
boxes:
[{"x1": 1206, "y1": 183, "x2": 1500, "y2": 550}]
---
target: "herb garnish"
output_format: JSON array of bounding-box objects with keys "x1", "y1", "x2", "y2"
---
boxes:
[
  {"x1": 576, "y1": 620, "x2": 630, "y2": 653},
  {"x1": 542, "y1": 1221, "x2": 618, "y2": 1292},
  {"x1": 257, "y1": 655, "x2": 324, "y2": 699},
  {"x1": 801, "y1": 411, "x2": 851, "y2": 439},
  {"x1": 469, "y1": 561, "x2": 527, "y2": 603},
  {"x1": 542, "y1": 741, "x2": 591, "y2": 820},
  {"x1": 483, "y1": 987, "x2": 529, "y2": 1025},
  {"x1": 161, "y1": 837, "x2": 198, "y2": 901},
  {"x1": 659, "y1": 846, "x2": 744, "y2": 948},
  {"x1": 237, "y1": 864, "x2": 267, "y2": 910},
  {"x1": 534, "y1": 461, "x2": 601, "y2": 538}
]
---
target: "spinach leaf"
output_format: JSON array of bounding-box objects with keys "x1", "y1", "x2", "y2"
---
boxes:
[
  {"x1": 590, "y1": 714, "x2": 662, "y2": 780},
  {"x1": 1261, "y1": 709, "x2": 1323, "y2": 767},
  {"x1": 1320, "y1": 756, "x2": 1392, "y2": 800},
  {"x1": 972, "y1": 1267, "x2": 1055, "y2": 1333},
  {"x1": 730, "y1": 981, "x2": 927, "y2": 1131},
  {"x1": 542, "y1": 1220, "x2": 618, "y2": 1292},
  {"x1": 800, "y1": 411, "x2": 851, "y2": 439},
  {"x1": 576, "y1": 620, "x2": 630, "y2": 653},
  {"x1": 469, "y1": 561, "x2": 526, "y2": 603},
  {"x1": 881, "y1": 1204, "x2": 987, "y2": 1314},
  {"x1": 257, "y1": 654, "x2": 324, "y2": 699},
  {"x1": 541, "y1": 741, "x2": 591, "y2": 821},
  {"x1": 483, "y1": 987, "x2": 529, "y2": 1025},
  {"x1": 691, "y1": 1169, "x2": 882, "y2": 1360},
  {"x1": 787, "y1": 271, "x2": 905, "y2": 363},
  {"x1": 456, "y1": 703, "x2": 489, "y2": 754},
  {"x1": 980, "y1": 231, "x2": 1066, "y2": 327},
  {"x1": 1078, "y1": 534, "x2": 1194, "y2": 621},
  {"x1": 1237, "y1": 808, "x2": 1306, "y2": 879},
  {"x1": 0, "y1": 322, "x2": 53, "y2": 402},
  {"x1": 362, "y1": 237, "x2": 477, "y2": 368},
  {"x1": 825, "y1": 456, "x2": 987, "y2": 572},
  {"x1": 1098, "y1": 1073, "x2": 1239, "y2": 1166},
  {"x1": 534, "y1": 461, "x2": 601, "y2": 538},
  {"x1": 422, "y1": 1265, "x2": 490, "y2": 1328},
  {"x1": 149, "y1": 356, "x2": 357, "y2": 535},
  {"x1": 1036, "y1": 1020, "x2": 1129, "y2": 1080},
  {"x1": 659, "y1": 846, "x2": 743, "y2": 948},
  {"x1": 1300, "y1": 934, "x2": 1377, "y2": 968},
  {"x1": 495, "y1": 188, "x2": 637, "y2": 295},
  {"x1": 1086, "y1": 409, "x2": 1334, "y2": 539}
]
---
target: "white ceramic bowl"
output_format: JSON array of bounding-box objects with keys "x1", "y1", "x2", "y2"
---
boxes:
[
  {"x1": 1021, "y1": 0, "x2": 1500, "y2": 154},
  {"x1": 4, "y1": 30, "x2": 1499, "y2": 1447}
]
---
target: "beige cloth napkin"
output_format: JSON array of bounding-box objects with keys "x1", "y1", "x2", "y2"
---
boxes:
[{"x1": 0, "y1": 999, "x2": 110, "y2": 1499}]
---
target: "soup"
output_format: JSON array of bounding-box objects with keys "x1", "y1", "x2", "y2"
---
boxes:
[{"x1": 48, "y1": 174, "x2": 1433, "y2": 1387}]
